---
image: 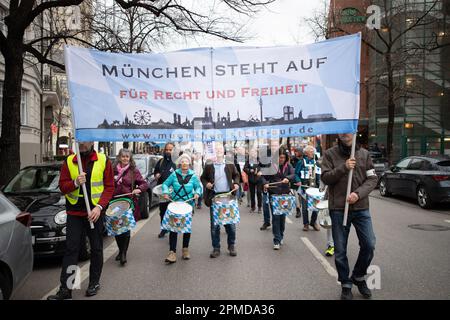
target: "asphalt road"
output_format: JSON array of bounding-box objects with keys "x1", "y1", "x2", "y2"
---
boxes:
[{"x1": 12, "y1": 191, "x2": 450, "y2": 300}]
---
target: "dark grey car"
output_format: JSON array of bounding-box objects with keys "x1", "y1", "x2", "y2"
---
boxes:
[
  {"x1": 379, "y1": 155, "x2": 450, "y2": 209},
  {"x1": 0, "y1": 192, "x2": 33, "y2": 299}
]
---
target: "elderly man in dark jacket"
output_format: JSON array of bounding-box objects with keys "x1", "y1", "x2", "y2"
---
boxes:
[
  {"x1": 321, "y1": 133, "x2": 378, "y2": 300},
  {"x1": 201, "y1": 142, "x2": 240, "y2": 258}
]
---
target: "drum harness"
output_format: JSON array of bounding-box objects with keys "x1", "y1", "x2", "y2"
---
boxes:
[{"x1": 172, "y1": 172, "x2": 193, "y2": 202}]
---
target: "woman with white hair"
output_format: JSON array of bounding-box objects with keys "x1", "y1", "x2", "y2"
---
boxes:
[{"x1": 162, "y1": 153, "x2": 203, "y2": 264}]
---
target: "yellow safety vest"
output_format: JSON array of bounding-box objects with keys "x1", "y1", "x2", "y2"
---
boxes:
[{"x1": 65, "y1": 152, "x2": 106, "y2": 205}]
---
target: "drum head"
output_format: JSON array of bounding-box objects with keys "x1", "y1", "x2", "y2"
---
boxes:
[
  {"x1": 152, "y1": 185, "x2": 163, "y2": 195},
  {"x1": 306, "y1": 187, "x2": 325, "y2": 199},
  {"x1": 213, "y1": 194, "x2": 233, "y2": 203},
  {"x1": 168, "y1": 202, "x2": 192, "y2": 215},
  {"x1": 106, "y1": 199, "x2": 132, "y2": 217},
  {"x1": 315, "y1": 200, "x2": 328, "y2": 210}
]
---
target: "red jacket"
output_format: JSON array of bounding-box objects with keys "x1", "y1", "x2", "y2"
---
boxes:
[{"x1": 59, "y1": 151, "x2": 115, "y2": 216}]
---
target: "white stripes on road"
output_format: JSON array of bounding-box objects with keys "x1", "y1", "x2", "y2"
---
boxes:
[
  {"x1": 286, "y1": 217, "x2": 293, "y2": 224},
  {"x1": 445, "y1": 220, "x2": 450, "y2": 224},
  {"x1": 300, "y1": 237, "x2": 338, "y2": 280},
  {"x1": 41, "y1": 209, "x2": 157, "y2": 300}
]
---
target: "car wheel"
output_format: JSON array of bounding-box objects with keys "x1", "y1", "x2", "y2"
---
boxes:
[
  {"x1": 379, "y1": 178, "x2": 391, "y2": 197},
  {"x1": 79, "y1": 235, "x2": 91, "y2": 261},
  {"x1": 140, "y1": 192, "x2": 150, "y2": 219},
  {"x1": 417, "y1": 186, "x2": 432, "y2": 209},
  {"x1": 0, "y1": 270, "x2": 12, "y2": 300}
]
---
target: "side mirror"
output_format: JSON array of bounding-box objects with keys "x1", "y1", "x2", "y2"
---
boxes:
[{"x1": 390, "y1": 166, "x2": 397, "y2": 172}]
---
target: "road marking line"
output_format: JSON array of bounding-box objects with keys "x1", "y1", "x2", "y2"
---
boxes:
[
  {"x1": 286, "y1": 217, "x2": 293, "y2": 224},
  {"x1": 301, "y1": 237, "x2": 338, "y2": 280},
  {"x1": 445, "y1": 220, "x2": 450, "y2": 224},
  {"x1": 41, "y1": 208, "x2": 157, "y2": 300}
]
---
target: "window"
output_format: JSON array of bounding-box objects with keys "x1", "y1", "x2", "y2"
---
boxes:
[
  {"x1": 395, "y1": 158, "x2": 411, "y2": 169},
  {"x1": 3, "y1": 167, "x2": 60, "y2": 193},
  {"x1": 407, "y1": 158, "x2": 425, "y2": 170},
  {"x1": 21, "y1": 90, "x2": 27, "y2": 125},
  {"x1": 0, "y1": 7, "x2": 7, "y2": 35}
]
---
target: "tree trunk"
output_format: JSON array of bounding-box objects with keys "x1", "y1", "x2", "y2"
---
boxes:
[
  {"x1": 385, "y1": 53, "x2": 396, "y2": 164},
  {"x1": 0, "y1": 38, "x2": 25, "y2": 185}
]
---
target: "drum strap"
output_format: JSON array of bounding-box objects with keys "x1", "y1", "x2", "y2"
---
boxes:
[{"x1": 173, "y1": 173, "x2": 193, "y2": 201}]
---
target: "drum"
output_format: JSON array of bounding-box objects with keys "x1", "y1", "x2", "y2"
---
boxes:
[
  {"x1": 161, "y1": 201, "x2": 193, "y2": 233},
  {"x1": 316, "y1": 200, "x2": 332, "y2": 229},
  {"x1": 152, "y1": 184, "x2": 172, "y2": 203},
  {"x1": 105, "y1": 198, "x2": 136, "y2": 236},
  {"x1": 305, "y1": 187, "x2": 326, "y2": 212},
  {"x1": 270, "y1": 194, "x2": 296, "y2": 216},
  {"x1": 212, "y1": 194, "x2": 240, "y2": 226}
]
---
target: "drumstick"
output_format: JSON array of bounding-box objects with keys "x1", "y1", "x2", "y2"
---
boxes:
[
  {"x1": 113, "y1": 192, "x2": 134, "y2": 198},
  {"x1": 268, "y1": 181, "x2": 284, "y2": 186}
]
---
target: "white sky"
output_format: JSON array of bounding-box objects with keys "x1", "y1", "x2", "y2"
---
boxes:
[{"x1": 158, "y1": 0, "x2": 326, "y2": 52}]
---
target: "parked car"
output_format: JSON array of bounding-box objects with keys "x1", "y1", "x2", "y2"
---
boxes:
[
  {"x1": 2, "y1": 163, "x2": 91, "y2": 260},
  {"x1": 109, "y1": 154, "x2": 162, "y2": 219},
  {"x1": 0, "y1": 192, "x2": 33, "y2": 300},
  {"x1": 379, "y1": 155, "x2": 450, "y2": 208}
]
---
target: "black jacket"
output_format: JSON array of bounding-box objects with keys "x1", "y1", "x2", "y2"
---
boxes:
[
  {"x1": 154, "y1": 157, "x2": 176, "y2": 185},
  {"x1": 261, "y1": 163, "x2": 295, "y2": 195}
]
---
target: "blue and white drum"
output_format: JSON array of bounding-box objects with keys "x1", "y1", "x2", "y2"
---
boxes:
[
  {"x1": 306, "y1": 187, "x2": 326, "y2": 211},
  {"x1": 161, "y1": 201, "x2": 193, "y2": 233},
  {"x1": 270, "y1": 194, "x2": 296, "y2": 216},
  {"x1": 105, "y1": 198, "x2": 136, "y2": 236},
  {"x1": 212, "y1": 194, "x2": 240, "y2": 226}
]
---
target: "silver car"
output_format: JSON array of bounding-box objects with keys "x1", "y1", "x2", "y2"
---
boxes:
[{"x1": 0, "y1": 192, "x2": 33, "y2": 300}]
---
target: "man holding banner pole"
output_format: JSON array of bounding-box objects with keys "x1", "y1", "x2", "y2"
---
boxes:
[
  {"x1": 48, "y1": 141, "x2": 114, "y2": 300},
  {"x1": 321, "y1": 133, "x2": 377, "y2": 300}
]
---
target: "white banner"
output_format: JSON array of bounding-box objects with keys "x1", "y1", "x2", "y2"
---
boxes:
[{"x1": 64, "y1": 33, "x2": 361, "y2": 142}]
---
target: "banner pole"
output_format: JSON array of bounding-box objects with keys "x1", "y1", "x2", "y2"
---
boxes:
[
  {"x1": 73, "y1": 141, "x2": 95, "y2": 229},
  {"x1": 343, "y1": 133, "x2": 357, "y2": 226}
]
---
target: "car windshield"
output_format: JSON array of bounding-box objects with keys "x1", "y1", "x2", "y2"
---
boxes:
[
  {"x1": 435, "y1": 160, "x2": 450, "y2": 172},
  {"x1": 135, "y1": 158, "x2": 147, "y2": 175},
  {"x1": 3, "y1": 167, "x2": 60, "y2": 193}
]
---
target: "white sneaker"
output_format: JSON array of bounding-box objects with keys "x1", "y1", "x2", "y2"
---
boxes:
[{"x1": 273, "y1": 244, "x2": 280, "y2": 250}]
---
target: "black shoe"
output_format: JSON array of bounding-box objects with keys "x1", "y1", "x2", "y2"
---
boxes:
[
  {"x1": 210, "y1": 248, "x2": 220, "y2": 258},
  {"x1": 341, "y1": 287, "x2": 353, "y2": 300},
  {"x1": 158, "y1": 230, "x2": 167, "y2": 238},
  {"x1": 47, "y1": 287, "x2": 72, "y2": 300},
  {"x1": 85, "y1": 283, "x2": 100, "y2": 297},
  {"x1": 228, "y1": 245, "x2": 237, "y2": 257},
  {"x1": 351, "y1": 276, "x2": 372, "y2": 299},
  {"x1": 120, "y1": 251, "x2": 127, "y2": 266},
  {"x1": 295, "y1": 208, "x2": 301, "y2": 218},
  {"x1": 260, "y1": 223, "x2": 271, "y2": 230},
  {"x1": 115, "y1": 253, "x2": 120, "y2": 261}
]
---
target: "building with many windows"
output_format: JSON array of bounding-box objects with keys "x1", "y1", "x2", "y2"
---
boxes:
[{"x1": 327, "y1": 0, "x2": 449, "y2": 160}]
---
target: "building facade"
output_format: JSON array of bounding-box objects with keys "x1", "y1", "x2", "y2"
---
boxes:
[
  {"x1": 368, "y1": 0, "x2": 449, "y2": 160},
  {"x1": 327, "y1": 0, "x2": 449, "y2": 160}
]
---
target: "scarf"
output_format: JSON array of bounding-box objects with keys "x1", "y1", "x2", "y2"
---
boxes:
[{"x1": 115, "y1": 163, "x2": 130, "y2": 186}]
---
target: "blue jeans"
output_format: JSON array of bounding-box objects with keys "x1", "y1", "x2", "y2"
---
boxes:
[
  {"x1": 301, "y1": 195, "x2": 318, "y2": 225},
  {"x1": 209, "y1": 207, "x2": 236, "y2": 249},
  {"x1": 330, "y1": 209, "x2": 376, "y2": 288},
  {"x1": 262, "y1": 192, "x2": 271, "y2": 224},
  {"x1": 271, "y1": 207, "x2": 286, "y2": 245}
]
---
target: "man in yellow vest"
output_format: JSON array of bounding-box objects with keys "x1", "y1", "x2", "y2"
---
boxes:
[{"x1": 48, "y1": 142, "x2": 114, "y2": 300}]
